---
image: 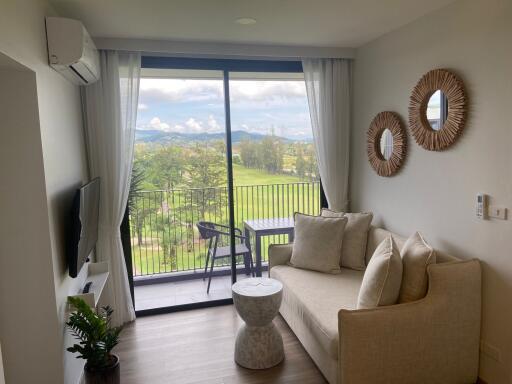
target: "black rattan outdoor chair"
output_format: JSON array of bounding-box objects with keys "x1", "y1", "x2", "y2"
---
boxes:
[{"x1": 196, "y1": 221, "x2": 254, "y2": 293}]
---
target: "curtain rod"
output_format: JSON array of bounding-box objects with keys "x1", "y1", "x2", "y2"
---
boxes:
[{"x1": 94, "y1": 38, "x2": 356, "y2": 60}]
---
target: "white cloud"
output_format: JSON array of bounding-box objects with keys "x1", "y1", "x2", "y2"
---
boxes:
[
  {"x1": 143, "y1": 116, "x2": 170, "y2": 131},
  {"x1": 207, "y1": 115, "x2": 222, "y2": 132},
  {"x1": 136, "y1": 78, "x2": 313, "y2": 139},
  {"x1": 139, "y1": 79, "x2": 223, "y2": 105},
  {"x1": 138, "y1": 78, "x2": 307, "y2": 109},
  {"x1": 238, "y1": 123, "x2": 271, "y2": 136},
  {"x1": 229, "y1": 81, "x2": 307, "y2": 106},
  {"x1": 172, "y1": 124, "x2": 185, "y2": 132},
  {"x1": 185, "y1": 117, "x2": 203, "y2": 133},
  {"x1": 138, "y1": 116, "x2": 225, "y2": 134}
]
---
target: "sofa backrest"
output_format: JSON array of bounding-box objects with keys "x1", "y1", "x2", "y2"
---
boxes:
[{"x1": 365, "y1": 226, "x2": 459, "y2": 265}]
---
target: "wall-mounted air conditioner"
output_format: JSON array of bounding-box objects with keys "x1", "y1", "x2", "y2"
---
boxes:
[{"x1": 45, "y1": 17, "x2": 100, "y2": 86}]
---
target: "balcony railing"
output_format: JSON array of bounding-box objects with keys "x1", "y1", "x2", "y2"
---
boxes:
[{"x1": 129, "y1": 181, "x2": 320, "y2": 279}]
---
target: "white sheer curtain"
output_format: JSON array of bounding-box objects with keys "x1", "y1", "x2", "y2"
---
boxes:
[
  {"x1": 302, "y1": 58, "x2": 352, "y2": 212},
  {"x1": 83, "y1": 51, "x2": 141, "y2": 325}
]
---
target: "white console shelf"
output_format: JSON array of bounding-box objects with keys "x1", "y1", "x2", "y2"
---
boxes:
[{"x1": 68, "y1": 261, "x2": 109, "y2": 308}]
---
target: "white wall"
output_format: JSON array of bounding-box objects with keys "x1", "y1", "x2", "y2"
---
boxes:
[
  {"x1": 0, "y1": 1, "x2": 89, "y2": 383},
  {"x1": 0, "y1": 62, "x2": 63, "y2": 384},
  {"x1": 351, "y1": 0, "x2": 512, "y2": 382}
]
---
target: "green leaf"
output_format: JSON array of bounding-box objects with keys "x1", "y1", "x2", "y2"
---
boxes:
[{"x1": 66, "y1": 297, "x2": 122, "y2": 369}]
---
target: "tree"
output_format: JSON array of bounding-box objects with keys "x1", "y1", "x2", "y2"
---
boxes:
[
  {"x1": 211, "y1": 139, "x2": 226, "y2": 155},
  {"x1": 174, "y1": 143, "x2": 228, "y2": 254},
  {"x1": 129, "y1": 161, "x2": 146, "y2": 245},
  {"x1": 148, "y1": 146, "x2": 184, "y2": 190},
  {"x1": 305, "y1": 144, "x2": 319, "y2": 181},
  {"x1": 295, "y1": 144, "x2": 306, "y2": 179},
  {"x1": 232, "y1": 153, "x2": 242, "y2": 165},
  {"x1": 258, "y1": 135, "x2": 284, "y2": 174},
  {"x1": 185, "y1": 143, "x2": 227, "y2": 220},
  {"x1": 239, "y1": 140, "x2": 259, "y2": 168},
  {"x1": 154, "y1": 212, "x2": 179, "y2": 271},
  {"x1": 240, "y1": 136, "x2": 285, "y2": 174}
]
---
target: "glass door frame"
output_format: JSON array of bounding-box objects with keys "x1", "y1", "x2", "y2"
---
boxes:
[{"x1": 126, "y1": 57, "x2": 306, "y2": 316}]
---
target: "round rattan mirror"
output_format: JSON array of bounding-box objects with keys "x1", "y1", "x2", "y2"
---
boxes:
[
  {"x1": 367, "y1": 111, "x2": 407, "y2": 177},
  {"x1": 409, "y1": 69, "x2": 467, "y2": 151}
]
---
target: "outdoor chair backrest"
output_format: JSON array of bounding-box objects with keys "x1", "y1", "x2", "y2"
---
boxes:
[{"x1": 196, "y1": 221, "x2": 220, "y2": 240}]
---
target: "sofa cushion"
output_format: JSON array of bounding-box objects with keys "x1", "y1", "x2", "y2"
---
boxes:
[
  {"x1": 321, "y1": 209, "x2": 373, "y2": 270},
  {"x1": 289, "y1": 213, "x2": 348, "y2": 274},
  {"x1": 270, "y1": 264, "x2": 364, "y2": 359},
  {"x1": 366, "y1": 226, "x2": 456, "y2": 265},
  {"x1": 365, "y1": 226, "x2": 407, "y2": 265},
  {"x1": 399, "y1": 232, "x2": 436, "y2": 303},
  {"x1": 357, "y1": 236, "x2": 402, "y2": 309}
]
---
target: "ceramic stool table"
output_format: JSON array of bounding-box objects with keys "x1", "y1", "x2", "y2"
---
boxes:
[{"x1": 232, "y1": 277, "x2": 284, "y2": 369}]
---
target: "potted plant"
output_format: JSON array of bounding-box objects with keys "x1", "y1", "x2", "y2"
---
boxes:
[{"x1": 66, "y1": 297, "x2": 123, "y2": 384}]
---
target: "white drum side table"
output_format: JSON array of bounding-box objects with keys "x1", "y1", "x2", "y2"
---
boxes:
[{"x1": 232, "y1": 278, "x2": 284, "y2": 369}]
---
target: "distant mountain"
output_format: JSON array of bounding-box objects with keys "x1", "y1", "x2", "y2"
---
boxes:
[{"x1": 135, "y1": 129, "x2": 300, "y2": 144}]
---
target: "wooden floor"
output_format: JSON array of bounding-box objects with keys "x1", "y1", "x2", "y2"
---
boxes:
[{"x1": 115, "y1": 305, "x2": 327, "y2": 384}]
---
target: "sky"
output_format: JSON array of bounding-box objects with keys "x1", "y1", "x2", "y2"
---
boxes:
[{"x1": 136, "y1": 77, "x2": 313, "y2": 140}]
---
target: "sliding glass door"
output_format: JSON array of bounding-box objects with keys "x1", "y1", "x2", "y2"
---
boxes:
[
  {"x1": 126, "y1": 58, "x2": 319, "y2": 314},
  {"x1": 129, "y1": 67, "x2": 237, "y2": 312},
  {"x1": 229, "y1": 72, "x2": 320, "y2": 277}
]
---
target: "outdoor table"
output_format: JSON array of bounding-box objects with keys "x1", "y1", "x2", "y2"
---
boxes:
[{"x1": 243, "y1": 217, "x2": 295, "y2": 277}]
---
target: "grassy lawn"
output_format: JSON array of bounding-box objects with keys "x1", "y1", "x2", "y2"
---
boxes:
[
  {"x1": 233, "y1": 163, "x2": 302, "y2": 185},
  {"x1": 131, "y1": 164, "x2": 320, "y2": 277},
  {"x1": 131, "y1": 242, "x2": 255, "y2": 276}
]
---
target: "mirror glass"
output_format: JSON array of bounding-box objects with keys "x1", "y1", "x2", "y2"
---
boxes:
[
  {"x1": 379, "y1": 129, "x2": 393, "y2": 160},
  {"x1": 427, "y1": 90, "x2": 448, "y2": 130}
]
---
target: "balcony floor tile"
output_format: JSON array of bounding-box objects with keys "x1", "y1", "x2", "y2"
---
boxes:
[{"x1": 134, "y1": 272, "x2": 268, "y2": 311}]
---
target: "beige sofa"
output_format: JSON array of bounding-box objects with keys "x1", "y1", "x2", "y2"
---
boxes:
[{"x1": 269, "y1": 226, "x2": 481, "y2": 384}]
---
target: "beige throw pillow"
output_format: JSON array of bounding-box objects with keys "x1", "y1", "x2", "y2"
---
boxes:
[
  {"x1": 289, "y1": 213, "x2": 348, "y2": 274},
  {"x1": 398, "y1": 232, "x2": 436, "y2": 303},
  {"x1": 321, "y1": 209, "x2": 373, "y2": 270},
  {"x1": 357, "y1": 236, "x2": 403, "y2": 309}
]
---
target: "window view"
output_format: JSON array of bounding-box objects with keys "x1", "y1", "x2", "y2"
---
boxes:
[
  {"x1": 230, "y1": 73, "x2": 320, "y2": 266},
  {"x1": 129, "y1": 68, "x2": 319, "y2": 310},
  {"x1": 427, "y1": 90, "x2": 447, "y2": 130}
]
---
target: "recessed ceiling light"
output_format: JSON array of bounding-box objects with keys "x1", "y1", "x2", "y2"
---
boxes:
[{"x1": 235, "y1": 17, "x2": 257, "y2": 25}]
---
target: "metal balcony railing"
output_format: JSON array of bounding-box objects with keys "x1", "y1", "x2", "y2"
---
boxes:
[{"x1": 129, "y1": 182, "x2": 320, "y2": 278}]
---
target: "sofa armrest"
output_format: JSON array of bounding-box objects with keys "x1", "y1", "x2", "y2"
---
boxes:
[
  {"x1": 268, "y1": 243, "x2": 293, "y2": 270},
  {"x1": 338, "y1": 259, "x2": 481, "y2": 384}
]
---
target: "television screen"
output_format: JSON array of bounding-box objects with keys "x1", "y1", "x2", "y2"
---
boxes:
[{"x1": 68, "y1": 178, "x2": 100, "y2": 278}]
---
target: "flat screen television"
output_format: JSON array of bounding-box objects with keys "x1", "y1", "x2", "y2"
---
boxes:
[{"x1": 68, "y1": 178, "x2": 100, "y2": 278}]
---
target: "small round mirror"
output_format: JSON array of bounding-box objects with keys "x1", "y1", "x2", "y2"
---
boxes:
[
  {"x1": 379, "y1": 129, "x2": 393, "y2": 160},
  {"x1": 427, "y1": 90, "x2": 448, "y2": 131}
]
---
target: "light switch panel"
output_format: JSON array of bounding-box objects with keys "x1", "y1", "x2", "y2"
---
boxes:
[{"x1": 489, "y1": 206, "x2": 508, "y2": 220}]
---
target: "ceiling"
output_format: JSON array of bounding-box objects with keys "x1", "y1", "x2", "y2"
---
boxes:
[{"x1": 49, "y1": 0, "x2": 456, "y2": 48}]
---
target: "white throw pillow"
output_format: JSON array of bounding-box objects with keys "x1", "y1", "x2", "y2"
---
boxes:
[
  {"x1": 357, "y1": 236, "x2": 403, "y2": 309},
  {"x1": 289, "y1": 213, "x2": 348, "y2": 274},
  {"x1": 398, "y1": 232, "x2": 436, "y2": 303},
  {"x1": 321, "y1": 208, "x2": 373, "y2": 270}
]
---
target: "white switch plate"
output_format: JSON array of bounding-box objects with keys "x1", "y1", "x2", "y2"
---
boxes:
[{"x1": 489, "y1": 206, "x2": 508, "y2": 220}]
